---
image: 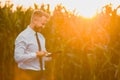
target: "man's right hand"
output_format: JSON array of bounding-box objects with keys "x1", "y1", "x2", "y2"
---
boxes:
[{"x1": 36, "y1": 51, "x2": 46, "y2": 57}]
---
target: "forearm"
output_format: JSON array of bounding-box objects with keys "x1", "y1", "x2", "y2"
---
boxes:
[{"x1": 14, "y1": 50, "x2": 37, "y2": 63}]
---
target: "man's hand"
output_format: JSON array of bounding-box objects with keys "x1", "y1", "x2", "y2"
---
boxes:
[
  {"x1": 36, "y1": 51, "x2": 46, "y2": 57},
  {"x1": 45, "y1": 52, "x2": 52, "y2": 57}
]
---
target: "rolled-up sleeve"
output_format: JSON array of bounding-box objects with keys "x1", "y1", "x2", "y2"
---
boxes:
[{"x1": 14, "y1": 36, "x2": 36, "y2": 63}]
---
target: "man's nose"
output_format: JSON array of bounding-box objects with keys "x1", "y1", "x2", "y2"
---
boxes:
[{"x1": 42, "y1": 23, "x2": 45, "y2": 26}]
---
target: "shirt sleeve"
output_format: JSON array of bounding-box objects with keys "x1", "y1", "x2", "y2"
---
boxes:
[{"x1": 14, "y1": 35, "x2": 37, "y2": 63}]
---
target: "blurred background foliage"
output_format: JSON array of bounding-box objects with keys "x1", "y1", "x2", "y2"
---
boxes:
[{"x1": 0, "y1": 2, "x2": 120, "y2": 80}]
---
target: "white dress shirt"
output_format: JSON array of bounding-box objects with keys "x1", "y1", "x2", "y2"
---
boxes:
[{"x1": 14, "y1": 26, "x2": 49, "y2": 71}]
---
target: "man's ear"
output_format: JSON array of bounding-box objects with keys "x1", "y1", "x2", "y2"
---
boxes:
[
  {"x1": 32, "y1": 17, "x2": 38, "y2": 24},
  {"x1": 33, "y1": 17, "x2": 37, "y2": 21}
]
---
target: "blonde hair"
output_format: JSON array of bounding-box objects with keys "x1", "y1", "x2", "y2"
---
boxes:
[
  {"x1": 32, "y1": 10, "x2": 49, "y2": 18},
  {"x1": 31, "y1": 10, "x2": 50, "y2": 22}
]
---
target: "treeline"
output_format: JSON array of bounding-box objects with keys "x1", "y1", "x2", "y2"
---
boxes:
[{"x1": 0, "y1": 3, "x2": 120, "y2": 80}]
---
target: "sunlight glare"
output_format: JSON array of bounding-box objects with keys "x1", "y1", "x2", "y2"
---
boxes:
[{"x1": 117, "y1": 8, "x2": 120, "y2": 16}]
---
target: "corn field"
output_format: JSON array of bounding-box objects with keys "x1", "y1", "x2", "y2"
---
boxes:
[{"x1": 0, "y1": 3, "x2": 120, "y2": 80}]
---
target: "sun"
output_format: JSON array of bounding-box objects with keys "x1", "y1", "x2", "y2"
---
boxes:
[
  {"x1": 75, "y1": 0, "x2": 98, "y2": 18},
  {"x1": 60, "y1": 0, "x2": 100, "y2": 18}
]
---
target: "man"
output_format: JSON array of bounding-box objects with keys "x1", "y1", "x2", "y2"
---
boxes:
[{"x1": 14, "y1": 10, "x2": 51, "y2": 80}]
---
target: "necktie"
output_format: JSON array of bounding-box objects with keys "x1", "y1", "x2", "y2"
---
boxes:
[{"x1": 35, "y1": 32, "x2": 43, "y2": 71}]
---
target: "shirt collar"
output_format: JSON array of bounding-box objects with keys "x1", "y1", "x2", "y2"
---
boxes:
[{"x1": 27, "y1": 25, "x2": 36, "y2": 35}]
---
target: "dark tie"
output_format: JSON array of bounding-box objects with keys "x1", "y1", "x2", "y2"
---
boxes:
[
  {"x1": 35, "y1": 32, "x2": 45, "y2": 80},
  {"x1": 35, "y1": 32, "x2": 43, "y2": 71}
]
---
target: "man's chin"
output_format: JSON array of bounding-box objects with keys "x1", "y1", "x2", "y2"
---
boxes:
[
  {"x1": 35, "y1": 26, "x2": 44, "y2": 32},
  {"x1": 37, "y1": 27, "x2": 43, "y2": 32},
  {"x1": 42, "y1": 26, "x2": 45, "y2": 28}
]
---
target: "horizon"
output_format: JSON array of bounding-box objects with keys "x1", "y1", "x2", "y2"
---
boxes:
[{"x1": 0, "y1": 0, "x2": 120, "y2": 18}]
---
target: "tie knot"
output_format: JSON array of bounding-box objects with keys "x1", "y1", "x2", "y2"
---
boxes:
[{"x1": 35, "y1": 32, "x2": 38, "y2": 36}]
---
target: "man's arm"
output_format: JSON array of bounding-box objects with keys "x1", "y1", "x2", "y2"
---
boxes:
[{"x1": 14, "y1": 36, "x2": 37, "y2": 63}]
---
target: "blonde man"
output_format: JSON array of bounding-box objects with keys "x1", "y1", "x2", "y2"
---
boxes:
[{"x1": 14, "y1": 10, "x2": 51, "y2": 80}]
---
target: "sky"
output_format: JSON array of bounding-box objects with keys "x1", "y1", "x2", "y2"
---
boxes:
[{"x1": 0, "y1": 0, "x2": 120, "y2": 18}]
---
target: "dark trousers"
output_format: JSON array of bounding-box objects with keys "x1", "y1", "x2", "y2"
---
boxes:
[{"x1": 17, "y1": 68, "x2": 45, "y2": 80}]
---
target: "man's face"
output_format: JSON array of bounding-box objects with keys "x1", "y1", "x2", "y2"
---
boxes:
[{"x1": 34, "y1": 16, "x2": 48, "y2": 32}]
